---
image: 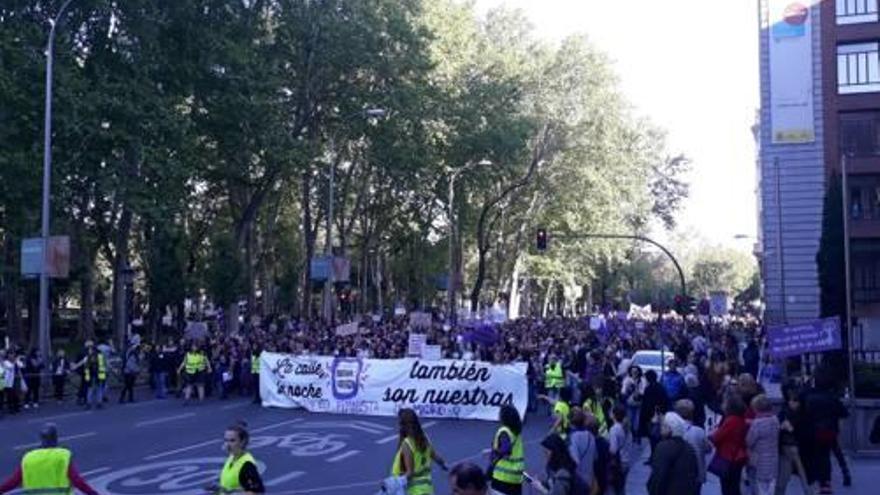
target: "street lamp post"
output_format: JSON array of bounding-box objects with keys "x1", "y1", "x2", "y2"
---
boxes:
[
  {"x1": 38, "y1": 0, "x2": 77, "y2": 363},
  {"x1": 322, "y1": 108, "x2": 386, "y2": 322},
  {"x1": 446, "y1": 160, "x2": 492, "y2": 325},
  {"x1": 841, "y1": 155, "x2": 857, "y2": 440}
]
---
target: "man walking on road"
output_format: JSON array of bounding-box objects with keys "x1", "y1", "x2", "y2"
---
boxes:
[{"x1": 0, "y1": 423, "x2": 99, "y2": 495}]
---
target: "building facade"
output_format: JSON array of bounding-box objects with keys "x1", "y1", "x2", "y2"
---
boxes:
[{"x1": 758, "y1": 0, "x2": 880, "y2": 345}]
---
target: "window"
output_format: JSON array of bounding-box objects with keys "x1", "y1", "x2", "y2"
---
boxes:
[
  {"x1": 840, "y1": 112, "x2": 880, "y2": 155},
  {"x1": 852, "y1": 186, "x2": 864, "y2": 219},
  {"x1": 837, "y1": 0, "x2": 879, "y2": 25},
  {"x1": 838, "y1": 43, "x2": 880, "y2": 94}
]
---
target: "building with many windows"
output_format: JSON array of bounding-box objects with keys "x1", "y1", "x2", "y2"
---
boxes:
[{"x1": 758, "y1": 0, "x2": 880, "y2": 344}]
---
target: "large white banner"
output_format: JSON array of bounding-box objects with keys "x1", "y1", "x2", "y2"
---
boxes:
[
  {"x1": 768, "y1": 0, "x2": 815, "y2": 144},
  {"x1": 259, "y1": 353, "x2": 527, "y2": 421}
]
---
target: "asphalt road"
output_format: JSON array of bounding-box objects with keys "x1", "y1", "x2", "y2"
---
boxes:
[{"x1": 0, "y1": 395, "x2": 872, "y2": 495}]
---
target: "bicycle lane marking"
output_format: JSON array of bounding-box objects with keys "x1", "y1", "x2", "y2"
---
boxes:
[
  {"x1": 375, "y1": 420, "x2": 437, "y2": 444},
  {"x1": 144, "y1": 418, "x2": 305, "y2": 460}
]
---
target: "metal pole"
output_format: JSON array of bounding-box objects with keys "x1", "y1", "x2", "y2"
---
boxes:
[
  {"x1": 564, "y1": 234, "x2": 686, "y2": 296},
  {"x1": 775, "y1": 157, "x2": 788, "y2": 324},
  {"x1": 39, "y1": 0, "x2": 76, "y2": 362},
  {"x1": 841, "y1": 155, "x2": 856, "y2": 412},
  {"x1": 447, "y1": 172, "x2": 456, "y2": 325}
]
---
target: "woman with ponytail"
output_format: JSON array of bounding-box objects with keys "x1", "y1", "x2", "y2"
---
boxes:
[{"x1": 211, "y1": 421, "x2": 264, "y2": 494}]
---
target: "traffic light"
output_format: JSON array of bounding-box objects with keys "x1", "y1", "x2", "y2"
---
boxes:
[
  {"x1": 687, "y1": 296, "x2": 698, "y2": 315},
  {"x1": 674, "y1": 295, "x2": 697, "y2": 315},
  {"x1": 536, "y1": 228, "x2": 548, "y2": 252}
]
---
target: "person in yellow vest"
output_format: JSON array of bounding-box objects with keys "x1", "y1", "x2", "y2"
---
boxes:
[
  {"x1": 543, "y1": 357, "x2": 564, "y2": 405},
  {"x1": 72, "y1": 344, "x2": 107, "y2": 410},
  {"x1": 0, "y1": 423, "x2": 99, "y2": 495},
  {"x1": 207, "y1": 421, "x2": 264, "y2": 494},
  {"x1": 538, "y1": 386, "x2": 572, "y2": 440},
  {"x1": 580, "y1": 383, "x2": 609, "y2": 436},
  {"x1": 489, "y1": 405, "x2": 525, "y2": 495},
  {"x1": 391, "y1": 408, "x2": 448, "y2": 495},
  {"x1": 177, "y1": 342, "x2": 211, "y2": 404},
  {"x1": 250, "y1": 346, "x2": 262, "y2": 405}
]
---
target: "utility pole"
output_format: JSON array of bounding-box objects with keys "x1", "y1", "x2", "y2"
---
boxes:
[{"x1": 39, "y1": 0, "x2": 77, "y2": 362}]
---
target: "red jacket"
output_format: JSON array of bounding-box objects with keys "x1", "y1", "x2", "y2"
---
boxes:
[{"x1": 710, "y1": 414, "x2": 748, "y2": 464}]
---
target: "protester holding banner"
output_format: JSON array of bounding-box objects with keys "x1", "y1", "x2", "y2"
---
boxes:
[{"x1": 391, "y1": 408, "x2": 448, "y2": 495}]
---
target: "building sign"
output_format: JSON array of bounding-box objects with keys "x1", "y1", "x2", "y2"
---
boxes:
[
  {"x1": 768, "y1": 1, "x2": 816, "y2": 143},
  {"x1": 767, "y1": 316, "x2": 843, "y2": 358}
]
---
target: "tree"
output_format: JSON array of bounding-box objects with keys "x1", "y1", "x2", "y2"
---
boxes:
[
  {"x1": 817, "y1": 173, "x2": 846, "y2": 320},
  {"x1": 688, "y1": 246, "x2": 757, "y2": 297}
]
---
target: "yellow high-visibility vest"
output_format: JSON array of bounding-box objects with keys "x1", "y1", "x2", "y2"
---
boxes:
[
  {"x1": 21, "y1": 447, "x2": 72, "y2": 495},
  {"x1": 184, "y1": 352, "x2": 207, "y2": 374},
  {"x1": 219, "y1": 452, "x2": 257, "y2": 493},
  {"x1": 391, "y1": 437, "x2": 433, "y2": 495},
  {"x1": 84, "y1": 354, "x2": 106, "y2": 382},
  {"x1": 492, "y1": 426, "x2": 524, "y2": 485}
]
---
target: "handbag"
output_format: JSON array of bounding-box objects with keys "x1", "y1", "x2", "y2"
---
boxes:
[{"x1": 707, "y1": 454, "x2": 732, "y2": 478}]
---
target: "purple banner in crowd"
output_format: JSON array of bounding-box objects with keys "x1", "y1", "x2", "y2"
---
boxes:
[
  {"x1": 463, "y1": 324, "x2": 499, "y2": 346},
  {"x1": 767, "y1": 317, "x2": 842, "y2": 358}
]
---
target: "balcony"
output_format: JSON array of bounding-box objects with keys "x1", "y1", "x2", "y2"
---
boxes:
[{"x1": 838, "y1": 0, "x2": 879, "y2": 25}]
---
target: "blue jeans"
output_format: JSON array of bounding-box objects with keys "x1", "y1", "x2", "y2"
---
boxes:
[
  {"x1": 154, "y1": 372, "x2": 168, "y2": 398},
  {"x1": 88, "y1": 381, "x2": 104, "y2": 406},
  {"x1": 627, "y1": 405, "x2": 640, "y2": 437}
]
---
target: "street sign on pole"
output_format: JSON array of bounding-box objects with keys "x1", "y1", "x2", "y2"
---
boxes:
[{"x1": 21, "y1": 236, "x2": 70, "y2": 278}]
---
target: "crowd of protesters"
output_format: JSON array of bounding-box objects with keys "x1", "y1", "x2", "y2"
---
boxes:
[{"x1": 0, "y1": 308, "x2": 859, "y2": 495}]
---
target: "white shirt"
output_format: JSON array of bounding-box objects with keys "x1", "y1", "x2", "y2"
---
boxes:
[{"x1": 2, "y1": 359, "x2": 14, "y2": 388}]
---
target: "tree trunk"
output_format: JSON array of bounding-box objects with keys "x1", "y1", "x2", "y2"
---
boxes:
[
  {"x1": 3, "y1": 235, "x2": 23, "y2": 344},
  {"x1": 245, "y1": 225, "x2": 256, "y2": 320},
  {"x1": 508, "y1": 255, "x2": 523, "y2": 320},
  {"x1": 542, "y1": 281, "x2": 553, "y2": 318},
  {"x1": 78, "y1": 256, "x2": 96, "y2": 342},
  {"x1": 300, "y1": 171, "x2": 315, "y2": 319},
  {"x1": 226, "y1": 301, "x2": 239, "y2": 335},
  {"x1": 112, "y1": 203, "x2": 133, "y2": 349}
]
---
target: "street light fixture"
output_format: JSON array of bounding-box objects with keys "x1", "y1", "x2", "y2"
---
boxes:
[{"x1": 38, "y1": 0, "x2": 77, "y2": 364}]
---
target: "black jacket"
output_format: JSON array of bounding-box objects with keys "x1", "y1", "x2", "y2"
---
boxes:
[{"x1": 647, "y1": 437, "x2": 700, "y2": 495}]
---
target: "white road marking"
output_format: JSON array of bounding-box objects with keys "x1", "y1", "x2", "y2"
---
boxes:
[
  {"x1": 135, "y1": 412, "x2": 196, "y2": 427},
  {"x1": 374, "y1": 420, "x2": 436, "y2": 444},
  {"x1": 144, "y1": 418, "x2": 305, "y2": 460},
  {"x1": 221, "y1": 401, "x2": 252, "y2": 410},
  {"x1": 80, "y1": 466, "x2": 111, "y2": 477},
  {"x1": 27, "y1": 410, "x2": 94, "y2": 423},
  {"x1": 263, "y1": 480, "x2": 383, "y2": 494},
  {"x1": 293, "y1": 421, "x2": 384, "y2": 434},
  {"x1": 264, "y1": 471, "x2": 306, "y2": 486},
  {"x1": 353, "y1": 420, "x2": 393, "y2": 430},
  {"x1": 251, "y1": 418, "x2": 306, "y2": 433},
  {"x1": 144, "y1": 438, "x2": 221, "y2": 461},
  {"x1": 325, "y1": 449, "x2": 361, "y2": 462},
  {"x1": 13, "y1": 432, "x2": 97, "y2": 451}
]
